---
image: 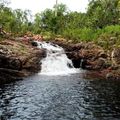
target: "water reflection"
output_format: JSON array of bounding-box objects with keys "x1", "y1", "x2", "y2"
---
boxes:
[{"x1": 0, "y1": 73, "x2": 120, "y2": 120}]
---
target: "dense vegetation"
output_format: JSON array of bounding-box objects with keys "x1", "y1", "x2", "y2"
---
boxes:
[{"x1": 0, "y1": 0, "x2": 120, "y2": 45}]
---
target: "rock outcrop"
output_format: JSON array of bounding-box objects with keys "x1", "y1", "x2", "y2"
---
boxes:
[
  {"x1": 0, "y1": 39, "x2": 46, "y2": 84},
  {"x1": 52, "y1": 39, "x2": 120, "y2": 80},
  {"x1": 53, "y1": 40, "x2": 109, "y2": 69}
]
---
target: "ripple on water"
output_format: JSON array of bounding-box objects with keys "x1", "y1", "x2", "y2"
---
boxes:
[{"x1": 0, "y1": 73, "x2": 120, "y2": 120}]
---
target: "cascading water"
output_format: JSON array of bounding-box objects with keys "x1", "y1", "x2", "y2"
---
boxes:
[{"x1": 36, "y1": 41, "x2": 79, "y2": 75}]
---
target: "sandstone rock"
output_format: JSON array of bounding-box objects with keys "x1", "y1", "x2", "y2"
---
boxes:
[
  {"x1": 98, "y1": 51, "x2": 108, "y2": 58},
  {"x1": 106, "y1": 73, "x2": 115, "y2": 80},
  {"x1": 52, "y1": 40, "x2": 108, "y2": 69},
  {"x1": 96, "y1": 58, "x2": 107, "y2": 68},
  {"x1": 0, "y1": 39, "x2": 46, "y2": 84},
  {"x1": 106, "y1": 72, "x2": 120, "y2": 80},
  {"x1": 111, "y1": 48, "x2": 120, "y2": 66},
  {"x1": 52, "y1": 39, "x2": 120, "y2": 80}
]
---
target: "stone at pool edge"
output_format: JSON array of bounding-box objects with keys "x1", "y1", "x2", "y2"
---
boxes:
[{"x1": 0, "y1": 39, "x2": 46, "y2": 85}]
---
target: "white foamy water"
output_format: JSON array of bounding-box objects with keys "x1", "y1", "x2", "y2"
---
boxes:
[{"x1": 36, "y1": 41, "x2": 79, "y2": 75}]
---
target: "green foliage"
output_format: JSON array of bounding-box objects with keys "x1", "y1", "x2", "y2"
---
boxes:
[
  {"x1": 39, "y1": 4, "x2": 68, "y2": 34},
  {"x1": 94, "y1": 25, "x2": 120, "y2": 49},
  {"x1": 62, "y1": 25, "x2": 120, "y2": 43},
  {"x1": 87, "y1": 0, "x2": 120, "y2": 28},
  {"x1": 62, "y1": 28, "x2": 96, "y2": 42},
  {"x1": 0, "y1": 0, "x2": 120, "y2": 46},
  {"x1": 103, "y1": 25, "x2": 120, "y2": 35}
]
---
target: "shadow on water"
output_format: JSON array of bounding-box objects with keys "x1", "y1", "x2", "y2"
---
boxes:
[{"x1": 0, "y1": 72, "x2": 120, "y2": 120}]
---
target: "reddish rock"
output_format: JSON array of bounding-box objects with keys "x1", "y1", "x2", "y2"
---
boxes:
[
  {"x1": 52, "y1": 40, "x2": 109, "y2": 69},
  {"x1": 0, "y1": 39, "x2": 46, "y2": 84}
]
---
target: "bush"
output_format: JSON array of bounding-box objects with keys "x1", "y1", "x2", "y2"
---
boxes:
[
  {"x1": 79, "y1": 28, "x2": 95, "y2": 41},
  {"x1": 63, "y1": 28, "x2": 96, "y2": 42},
  {"x1": 103, "y1": 25, "x2": 120, "y2": 35},
  {"x1": 61, "y1": 25, "x2": 120, "y2": 45}
]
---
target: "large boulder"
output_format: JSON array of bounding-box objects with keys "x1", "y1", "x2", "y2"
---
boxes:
[{"x1": 0, "y1": 39, "x2": 46, "y2": 84}]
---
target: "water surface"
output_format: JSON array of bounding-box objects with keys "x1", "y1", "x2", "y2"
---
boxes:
[{"x1": 0, "y1": 73, "x2": 120, "y2": 120}]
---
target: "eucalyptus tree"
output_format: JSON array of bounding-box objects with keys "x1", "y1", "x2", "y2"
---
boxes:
[
  {"x1": 53, "y1": 3, "x2": 68, "y2": 34},
  {"x1": 12, "y1": 9, "x2": 31, "y2": 34},
  {"x1": 87, "y1": 0, "x2": 120, "y2": 28},
  {"x1": 33, "y1": 13, "x2": 42, "y2": 34},
  {"x1": 40, "y1": 4, "x2": 68, "y2": 34}
]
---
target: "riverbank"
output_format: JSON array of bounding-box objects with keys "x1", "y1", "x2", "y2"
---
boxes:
[
  {"x1": 0, "y1": 36, "x2": 120, "y2": 85},
  {"x1": 51, "y1": 38, "x2": 120, "y2": 80},
  {"x1": 0, "y1": 38, "x2": 46, "y2": 84}
]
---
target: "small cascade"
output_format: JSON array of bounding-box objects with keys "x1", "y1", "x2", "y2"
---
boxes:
[{"x1": 36, "y1": 41, "x2": 79, "y2": 75}]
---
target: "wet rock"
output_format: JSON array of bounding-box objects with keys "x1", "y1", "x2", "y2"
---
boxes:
[
  {"x1": 72, "y1": 59, "x2": 81, "y2": 68},
  {"x1": 0, "y1": 70, "x2": 23, "y2": 84},
  {"x1": 52, "y1": 40, "x2": 109, "y2": 69},
  {"x1": 80, "y1": 59, "x2": 87, "y2": 69},
  {"x1": 0, "y1": 55, "x2": 22, "y2": 70},
  {"x1": 106, "y1": 72, "x2": 120, "y2": 80},
  {"x1": 53, "y1": 39, "x2": 120, "y2": 79},
  {"x1": 106, "y1": 73, "x2": 115, "y2": 80},
  {"x1": 71, "y1": 43, "x2": 107, "y2": 69},
  {"x1": 31, "y1": 41, "x2": 38, "y2": 47},
  {"x1": 0, "y1": 39, "x2": 46, "y2": 84},
  {"x1": 22, "y1": 49, "x2": 46, "y2": 73}
]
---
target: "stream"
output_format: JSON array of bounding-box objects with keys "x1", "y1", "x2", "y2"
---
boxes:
[
  {"x1": 1, "y1": 74, "x2": 120, "y2": 120},
  {"x1": 0, "y1": 42, "x2": 120, "y2": 120}
]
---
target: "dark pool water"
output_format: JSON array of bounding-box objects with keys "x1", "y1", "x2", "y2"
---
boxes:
[{"x1": 0, "y1": 72, "x2": 120, "y2": 120}]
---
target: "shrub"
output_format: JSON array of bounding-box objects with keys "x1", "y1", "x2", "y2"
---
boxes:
[
  {"x1": 103, "y1": 25, "x2": 120, "y2": 35},
  {"x1": 61, "y1": 25, "x2": 120, "y2": 45},
  {"x1": 63, "y1": 28, "x2": 96, "y2": 42}
]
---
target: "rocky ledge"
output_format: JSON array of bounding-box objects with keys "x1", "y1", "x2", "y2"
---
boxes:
[
  {"x1": 52, "y1": 39, "x2": 120, "y2": 80},
  {"x1": 0, "y1": 39, "x2": 46, "y2": 84}
]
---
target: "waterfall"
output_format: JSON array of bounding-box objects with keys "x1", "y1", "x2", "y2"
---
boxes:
[{"x1": 36, "y1": 41, "x2": 79, "y2": 75}]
